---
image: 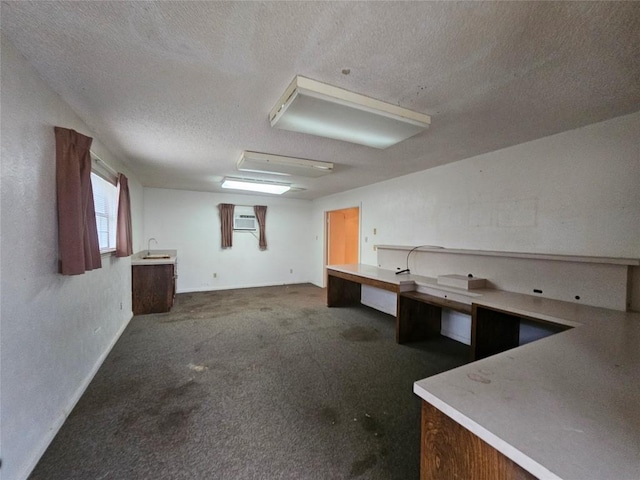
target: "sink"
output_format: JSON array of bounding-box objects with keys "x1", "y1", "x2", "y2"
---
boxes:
[{"x1": 143, "y1": 254, "x2": 171, "y2": 259}]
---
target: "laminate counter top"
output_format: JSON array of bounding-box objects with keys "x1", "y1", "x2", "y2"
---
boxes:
[
  {"x1": 131, "y1": 250, "x2": 177, "y2": 266},
  {"x1": 328, "y1": 264, "x2": 640, "y2": 479},
  {"x1": 327, "y1": 263, "x2": 429, "y2": 289},
  {"x1": 414, "y1": 315, "x2": 639, "y2": 480}
]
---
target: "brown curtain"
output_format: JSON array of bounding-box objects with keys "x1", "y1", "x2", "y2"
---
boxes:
[
  {"x1": 219, "y1": 203, "x2": 234, "y2": 248},
  {"x1": 254, "y1": 205, "x2": 267, "y2": 250},
  {"x1": 55, "y1": 127, "x2": 102, "y2": 275},
  {"x1": 115, "y1": 173, "x2": 133, "y2": 257}
]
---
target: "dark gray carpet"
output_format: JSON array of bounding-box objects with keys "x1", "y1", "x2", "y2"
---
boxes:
[{"x1": 30, "y1": 284, "x2": 469, "y2": 480}]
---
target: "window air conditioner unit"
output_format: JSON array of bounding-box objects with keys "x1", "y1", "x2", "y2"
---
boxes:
[{"x1": 233, "y1": 214, "x2": 257, "y2": 231}]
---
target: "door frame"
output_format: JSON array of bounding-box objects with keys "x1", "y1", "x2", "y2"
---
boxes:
[{"x1": 323, "y1": 206, "x2": 360, "y2": 287}]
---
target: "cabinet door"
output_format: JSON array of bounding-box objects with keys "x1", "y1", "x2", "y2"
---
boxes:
[{"x1": 132, "y1": 264, "x2": 175, "y2": 315}]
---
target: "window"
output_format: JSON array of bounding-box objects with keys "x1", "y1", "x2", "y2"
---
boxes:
[{"x1": 91, "y1": 162, "x2": 118, "y2": 252}]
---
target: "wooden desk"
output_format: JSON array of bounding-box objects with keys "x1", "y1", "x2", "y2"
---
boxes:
[
  {"x1": 327, "y1": 267, "x2": 400, "y2": 307},
  {"x1": 327, "y1": 266, "x2": 454, "y2": 344}
]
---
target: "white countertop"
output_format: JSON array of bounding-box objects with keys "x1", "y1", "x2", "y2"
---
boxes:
[
  {"x1": 131, "y1": 249, "x2": 177, "y2": 266},
  {"x1": 327, "y1": 263, "x2": 429, "y2": 288},
  {"x1": 330, "y1": 264, "x2": 640, "y2": 479},
  {"x1": 414, "y1": 319, "x2": 640, "y2": 480}
]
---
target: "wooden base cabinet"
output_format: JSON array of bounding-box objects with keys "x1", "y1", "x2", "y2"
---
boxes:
[
  {"x1": 420, "y1": 401, "x2": 535, "y2": 480},
  {"x1": 132, "y1": 264, "x2": 175, "y2": 315}
]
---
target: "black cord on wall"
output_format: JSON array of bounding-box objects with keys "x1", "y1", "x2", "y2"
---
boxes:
[{"x1": 395, "y1": 245, "x2": 442, "y2": 275}]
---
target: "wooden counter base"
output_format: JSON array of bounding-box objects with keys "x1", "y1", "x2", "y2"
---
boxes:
[
  {"x1": 398, "y1": 291, "x2": 471, "y2": 344},
  {"x1": 327, "y1": 268, "x2": 400, "y2": 308},
  {"x1": 132, "y1": 264, "x2": 175, "y2": 315},
  {"x1": 421, "y1": 401, "x2": 535, "y2": 480}
]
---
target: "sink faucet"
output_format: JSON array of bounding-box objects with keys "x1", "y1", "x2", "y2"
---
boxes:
[{"x1": 147, "y1": 238, "x2": 157, "y2": 255}]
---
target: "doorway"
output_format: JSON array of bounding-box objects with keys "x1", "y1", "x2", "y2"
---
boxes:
[{"x1": 325, "y1": 207, "x2": 359, "y2": 285}]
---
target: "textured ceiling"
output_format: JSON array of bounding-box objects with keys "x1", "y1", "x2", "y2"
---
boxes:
[{"x1": 2, "y1": 1, "x2": 639, "y2": 199}]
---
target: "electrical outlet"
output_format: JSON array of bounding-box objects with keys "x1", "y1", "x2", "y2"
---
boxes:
[
  {"x1": 213, "y1": 273, "x2": 217, "y2": 278},
  {"x1": 290, "y1": 269, "x2": 293, "y2": 274},
  {"x1": 119, "y1": 302, "x2": 123, "y2": 310},
  {"x1": 365, "y1": 236, "x2": 368, "y2": 242},
  {"x1": 373, "y1": 228, "x2": 377, "y2": 235}
]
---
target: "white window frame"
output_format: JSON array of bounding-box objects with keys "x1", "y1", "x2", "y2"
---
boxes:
[{"x1": 90, "y1": 153, "x2": 118, "y2": 254}]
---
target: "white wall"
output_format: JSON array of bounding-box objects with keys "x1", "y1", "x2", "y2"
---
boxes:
[
  {"x1": 0, "y1": 36, "x2": 144, "y2": 480},
  {"x1": 143, "y1": 188, "x2": 313, "y2": 292},
  {"x1": 311, "y1": 112, "x2": 640, "y2": 304}
]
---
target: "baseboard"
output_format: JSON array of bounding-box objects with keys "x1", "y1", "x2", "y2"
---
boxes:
[
  {"x1": 17, "y1": 313, "x2": 133, "y2": 480},
  {"x1": 440, "y1": 329, "x2": 471, "y2": 345},
  {"x1": 177, "y1": 281, "x2": 311, "y2": 294},
  {"x1": 360, "y1": 299, "x2": 396, "y2": 316}
]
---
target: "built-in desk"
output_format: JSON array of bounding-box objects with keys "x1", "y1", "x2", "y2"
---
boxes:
[
  {"x1": 327, "y1": 264, "x2": 416, "y2": 307},
  {"x1": 328, "y1": 265, "x2": 477, "y2": 347},
  {"x1": 327, "y1": 264, "x2": 640, "y2": 479}
]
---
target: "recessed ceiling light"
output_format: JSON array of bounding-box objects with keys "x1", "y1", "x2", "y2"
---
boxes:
[
  {"x1": 269, "y1": 76, "x2": 431, "y2": 149},
  {"x1": 237, "y1": 151, "x2": 333, "y2": 178},
  {"x1": 221, "y1": 177, "x2": 291, "y2": 195}
]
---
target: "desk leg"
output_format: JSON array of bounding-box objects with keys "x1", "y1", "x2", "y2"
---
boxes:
[
  {"x1": 327, "y1": 274, "x2": 361, "y2": 307},
  {"x1": 420, "y1": 401, "x2": 534, "y2": 480},
  {"x1": 471, "y1": 305, "x2": 520, "y2": 361},
  {"x1": 397, "y1": 296, "x2": 442, "y2": 344}
]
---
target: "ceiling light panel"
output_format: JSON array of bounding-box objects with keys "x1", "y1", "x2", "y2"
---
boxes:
[
  {"x1": 221, "y1": 177, "x2": 290, "y2": 195},
  {"x1": 237, "y1": 151, "x2": 333, "y2": 178},
  {"x1": 269, "y1": 76, "x2": 431, "y2": 149}
]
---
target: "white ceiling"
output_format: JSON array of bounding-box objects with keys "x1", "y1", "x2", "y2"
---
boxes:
[{"x1": 2, "y1": 1, "x2": 639, "y2": 199}]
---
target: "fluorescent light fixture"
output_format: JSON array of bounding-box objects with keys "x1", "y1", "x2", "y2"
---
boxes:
[
  {"x1": 237, "y1": 151, "x2": 333, "y2": 178},
  {"x1": 221, "y1": 177, "x2": 291, "y2": 195},
  {"x1": 269, "y1": 76, "x2": 431, "y2": 149}
]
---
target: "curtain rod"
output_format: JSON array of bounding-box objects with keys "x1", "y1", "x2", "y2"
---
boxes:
[
  {"x1": 220, "y1": 204, "x2": 265, "y2": 208},
  {"x1": 90, "y1": 151, "x2": 118, "y2": 177}
]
